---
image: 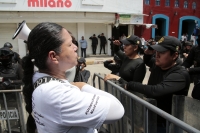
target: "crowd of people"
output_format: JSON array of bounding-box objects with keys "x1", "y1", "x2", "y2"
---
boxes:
[
  {"x1": 103, "y1": 34, "x2": 200, "y2": 132},
  {"x1": 1, "y1": 21, "x2": 200, "y2": 133}
]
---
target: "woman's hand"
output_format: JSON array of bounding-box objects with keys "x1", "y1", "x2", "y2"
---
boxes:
[
  {"x1": 104, "y1": 74, "x2": 120, "y2": 81},
  {"x1": 113, "y1": 40, "x2": 122, "y2": 46},
  {"x1": 71, "y1": 82, "x2": 86, "y2": 89}
]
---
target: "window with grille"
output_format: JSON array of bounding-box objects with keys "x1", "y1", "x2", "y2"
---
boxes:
[
  {"x1": 183, "y1": 0, "x2": 188, "y2": 8},
  {"x1": 174, "y1": 0, "x2": 179, "y2": 7},
  {"x1": 155, "y1": 0, "x2": 160, "y2": 5},
  {"x1": 165, "y1": 0, "x2": 170, "y2": 6},
  {"x1": 192, "y1": 2, "x2": 196, "y2": 9},
  {"x1": 145, "y1": 0, "x2": 150, "y2": 5}
]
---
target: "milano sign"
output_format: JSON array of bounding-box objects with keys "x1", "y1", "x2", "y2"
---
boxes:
[{"x1": 28, "y1": 0, "x2": 72, "y2": 8}]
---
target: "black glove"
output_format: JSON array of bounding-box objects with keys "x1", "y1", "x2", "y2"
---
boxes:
[
  {"x1": 2, "y1": 80, "x2": 11, "y2": 87},
  {"x1": 0, "y1": 81, "x2": 10, "y2": 90}
]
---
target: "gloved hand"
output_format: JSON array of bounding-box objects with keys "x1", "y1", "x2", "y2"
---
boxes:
[{"x1": 2, "y1": 81, "x2": 11, "y2": 87}]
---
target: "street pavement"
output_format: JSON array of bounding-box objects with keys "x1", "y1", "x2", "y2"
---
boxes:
[{"x1": 84, "y1": 55, "x2": 194, "y2": 97}]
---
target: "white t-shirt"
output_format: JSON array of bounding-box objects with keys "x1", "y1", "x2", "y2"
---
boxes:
[
  {"x1": 191, "y1": 35, "x2": 196, "y2": 46},
  {"x1": 140, "y1": 37, "x2": 145, "y2": 46},
  {"x1": 32, "y1": 72, "x2": 110, "y2": 133},
  {"x1": 181, "y1": 35, "x2": 187, "y2": 41}
]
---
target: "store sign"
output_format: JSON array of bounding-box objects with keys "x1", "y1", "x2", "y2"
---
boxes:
[
  {"x1": 28, "y1": 0, "x2": 72, "y2": 8},
  {"x1": 119, "y1": 14, "x2": 143, "y2": 24},
  {"x1": 0, "y1": 110, "x2": 19, "y2": 120},
  {"x1": 119, "y1": 14, "x2": 131, "y2": 24}
]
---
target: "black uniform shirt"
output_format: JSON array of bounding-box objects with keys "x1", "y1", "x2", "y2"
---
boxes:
[
  {"x1": 122, "y1": 54, "x2": 190, "y2": 122},
  {"x1": 114, "y1": 45, "x2": 146, "y2": 83},
  {"x1": 89, "y1": 36, "x2": 98, "y2": 45},
  {"x1": 98, "y1": 35, "x2": 107, "y2": 45},
  {"x1": 182, "y1": 45, "x2": 200, "y2": 84}
]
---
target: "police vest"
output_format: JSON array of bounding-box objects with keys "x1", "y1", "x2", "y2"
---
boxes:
[{"x1": 0, "y1": 64, "x2": 19, "y2": 81}]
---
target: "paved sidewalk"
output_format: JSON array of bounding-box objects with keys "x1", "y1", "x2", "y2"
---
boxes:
[{"x1": 84, "y1": 55, "x2": 113, "y2": 65}]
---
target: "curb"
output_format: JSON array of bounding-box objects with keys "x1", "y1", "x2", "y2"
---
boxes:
[
  {"x1": 86, "y1": 60, "x2": 105, "y2": 65},
  {"x1": 86, "y1": 61, "x2": 94, "y2": 65},
  {"x1": 82, "y1": 55, "x2": 113, "y2": 65}
]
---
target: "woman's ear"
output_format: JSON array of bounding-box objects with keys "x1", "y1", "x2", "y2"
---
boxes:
[{"x1": 48, "y1": 51, "x2": 58, "y2": 62}]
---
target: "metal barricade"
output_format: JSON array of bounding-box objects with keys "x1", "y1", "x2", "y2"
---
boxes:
[
  {"x1": 92, "y1": 73, "x2": 200, "y2": 133},
  {"x1": 0, "y1": 86, "x2": 27, "y2": 133}
]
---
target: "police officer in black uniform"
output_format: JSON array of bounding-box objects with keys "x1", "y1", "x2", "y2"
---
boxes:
[
  {"x1": 3, "y1": 42, "x2": 22, "y2": 65},
  {"x1": 89, "y1": 34, "x2": 98, "y2": 55},
  {"x1": 98, "y1": 33, "x2": 107, "y2": 54},
  {"x1": 0, "y1": 47, "x2": 23, "y2": 133},
  {"x1": 182, "y1": 34, "x2": 200, "y2": 100},
  {"x1": 108, "y1": 36, "x2": 115, "y2": 56},
  {"x1": 0, "y1": 47, "x2": 23, "y2": 89}
]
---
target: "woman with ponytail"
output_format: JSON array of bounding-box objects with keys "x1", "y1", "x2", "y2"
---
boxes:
[{"x1": 22, "y1": 22, "x2": 124, "y2": 133}]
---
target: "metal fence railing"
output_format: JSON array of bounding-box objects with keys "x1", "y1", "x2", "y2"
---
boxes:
[
  {"x1": 0, "y1": 86, "x2": 27, "y2": 133},
  {"x1": 92, "y1": 73, "x2": 200, "y2": 133},
  {"x1": 1, "y1": 74, "x2": 200, "y2": 133}
]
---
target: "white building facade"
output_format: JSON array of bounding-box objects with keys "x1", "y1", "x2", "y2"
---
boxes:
[{"x1": 0, "y1": 0, "x2": 143, "y2": 57}]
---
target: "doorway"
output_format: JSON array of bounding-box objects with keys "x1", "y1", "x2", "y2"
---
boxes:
[
  {"x1": 155, "y1": 18, "x2": 166, "y2": 40},
  {"x1": 112, "y1": 25, "x2": 128, "y2": 40},
  {"x1": 152, "y1": 14, "x2": 169, "y2": 39},
  {"x1": 182, "y1": 20, "x2": 196, "y2": 40}
]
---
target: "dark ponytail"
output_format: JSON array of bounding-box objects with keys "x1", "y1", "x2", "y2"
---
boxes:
[{"x1": 22, "y1": 55, "x2": 36, "y2": 133}]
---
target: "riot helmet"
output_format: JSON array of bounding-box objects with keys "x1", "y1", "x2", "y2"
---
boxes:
[
  {"x1": 0, "y1": 47, "x2": 14, "y2": 66},
  {"x1": 3, "y1": 42, "x2": 13, "y2": 49}
]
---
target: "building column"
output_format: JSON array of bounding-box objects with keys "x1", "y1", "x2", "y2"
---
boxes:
[
  {"x1": 107, "y1": 24, "x2": 112, "y2": 55},
  {"x1": 128, "y1": 25, "x2": 134, "y2": 35},
  {"x1": 77, "y1": 23, "x2": 85, "y2": 57}
]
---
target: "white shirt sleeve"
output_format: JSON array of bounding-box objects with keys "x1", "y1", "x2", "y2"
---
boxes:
[
  {"x1": 59, "y1": 83, "x2": 112, "y2": 128},
  {"x1": 81, "y1": 84, "x2": 124, "y2": 123}
]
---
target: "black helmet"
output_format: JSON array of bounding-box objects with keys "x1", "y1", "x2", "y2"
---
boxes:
[
  {"x1": 0, "y1": 47, "x2": 14, "y2": 57},
  {"x1": 0, "y1": 47, "x2": 14, "y2": 66},
  {"x1": 3, "y1": 42, "x2": 13, "y2": 49}
]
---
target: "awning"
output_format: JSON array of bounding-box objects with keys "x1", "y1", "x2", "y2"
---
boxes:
[
  {"x1": 135, "y1": 24, "x2": 158, "y2": 29},
  {"x1": 112, "y1": 22, "x2": 157, "y2": 29},
  {"x1": 111, "y1": 13, "x2": 157, "y2": 28}
]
